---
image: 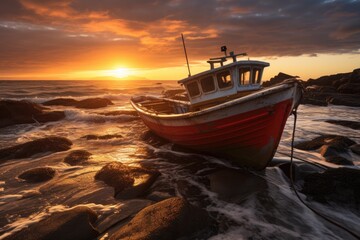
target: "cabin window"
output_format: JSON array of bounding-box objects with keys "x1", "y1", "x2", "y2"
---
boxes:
[
  {"x1": 187, "y1": 81, "x2": 201, "y2": 97},
  {"x1": 252, "y1": 68, "x2": 262, "y2": 84},
  {"x1": 239, "y1": 67, "x2": 251, "y2": 85},
  {"x1": 216, "y1": 71, "x2": 232, "y2": 89},
  {"x1": 200, "y1": 76, "x2": 216, "y2": 93}
]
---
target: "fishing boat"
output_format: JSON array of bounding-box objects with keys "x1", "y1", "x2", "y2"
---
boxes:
[{"x1": 131, "y1": 46, "x2": 302, "y2": 170}]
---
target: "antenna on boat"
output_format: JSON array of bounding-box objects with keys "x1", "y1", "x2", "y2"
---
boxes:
[{"x1": 181, "y1": 33, "x2": 191, "y2": 77}]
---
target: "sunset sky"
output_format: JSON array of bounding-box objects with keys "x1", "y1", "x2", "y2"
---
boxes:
[{"x1": 0, "y1": 0, "x2": 360, "y2": 80}]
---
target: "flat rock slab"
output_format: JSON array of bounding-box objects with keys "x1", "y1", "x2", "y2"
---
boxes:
[
  {"x1": 95, "y1": 162, "x2": 160, "y2": 199},
  {"x1": 109, "y1": 197, "x2": 211, "y2": 240},
  {"x1": 325, "y1": 120, "x2": 360, "y2": 130},
  {"x1": 43, "y1": 97, "x2": 113, "y2": 109},
  {"x1": 18, "y1": 167, "x2": 56, "y2": 183},
  {"x1": 0, "y1": 100, "x2": 65, "y2": 128},
  {"x1": 0, "y1": 137, "x2": 72, "y2": 162},
  {"x1": 207, "y1": 168, "x2": 267, "y2": 203},
  {"x1": 4, "y1": 206, "x2": 99, "y2": 240},
  {"x1": 350, "y1": 144, "x2": 360, "y2": 155},
  {"x1": 301, "y1": 168, "x2": 360, "y2": 208},
  {"x1": 82, "y1": 134, "x2": 123, "y2": 140},
  {"x1": 64, "y1": 150, "x2": 92, "y2": 165},
  {"x1": 295, "y1": 135, "x2": 356, "y2": 151}
]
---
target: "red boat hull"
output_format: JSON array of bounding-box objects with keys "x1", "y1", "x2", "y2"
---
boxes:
[{"x1": 132, "y1": 81, "x2": 302, "y2": 169}]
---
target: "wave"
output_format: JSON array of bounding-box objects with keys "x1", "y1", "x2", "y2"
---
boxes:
[{"x1": 64, "y1": 109, "x2": 138, "y2": 123}]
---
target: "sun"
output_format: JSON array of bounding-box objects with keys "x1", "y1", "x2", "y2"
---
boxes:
[{"x1": 109, "y1": 68, "x2": 131, "y2": 78}]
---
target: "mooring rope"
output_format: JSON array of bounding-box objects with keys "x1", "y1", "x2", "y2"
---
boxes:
[{"x1": 289, "y1": 108, "x2": 360, "y2": 239}]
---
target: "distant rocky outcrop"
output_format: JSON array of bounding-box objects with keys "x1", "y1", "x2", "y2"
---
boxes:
[
  {"x1": 43, "y1": 97, "x2": 113, "y2": 109},
  {"x1": 262, "y1": 72, "x2": 299, "y2": 87},
  {"x1": 0, "y1": 100, "x2": 65, "y2": 128},
  {"x1": 95, "y1": 162, "x2": 160, "y2": 199},
  {"x1": 109, "y1": 197, "x2": 211, "y2": 240},
  {"x1": 265, "y1": 68, "x2": 360, "y2": 107},
  {"x1": 0, "y1": 137, "x2": 72, "y2": 162},
  {"x1": 302, "y1": 68, "x2": 360, "y2": 107}
]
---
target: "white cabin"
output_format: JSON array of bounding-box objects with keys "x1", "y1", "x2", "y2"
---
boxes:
[{"x1": 178, "y1": 58, "x2": 270, "y2": 106}]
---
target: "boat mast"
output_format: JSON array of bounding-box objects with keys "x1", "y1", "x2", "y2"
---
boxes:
[{"x1": 181, "y1": 33, "x2": 191, "y2": 77}]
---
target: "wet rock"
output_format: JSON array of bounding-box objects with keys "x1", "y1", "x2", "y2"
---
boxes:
[
  {"x1": 320, "y1": 144, "x2": 347, "y2": 157},
  {"x1": 76, "y1": 98, "x2": 113, "y2": 109},
  {"x1": 207, "y1": 168, "x2": 267, "y2": 203},
  {"x1": 100, "y1": 110, "x2": 139, "y2": 117},
  {"x1": 325, "y1": 120, "x2": 360, "y2": 130},
  {"x1": 294, "y1": 135, "x2": 355, "y2": 151},
  {"x1": 301, "y1": 168, "x2": 360, "y2": 207},
  {"x1": 350, "y1": 144, "x2": 360, "y2": 155},
  {"x1": 42, "y1": 98, "x2": 78, "y2": 106},
  {"x1": 82, "y1": 134, "x2": 123, "y2": 140},
  {"x1": 43, "y1": 97, "x2": 113, "y2": 109},
  {"x1": 109, "y1": 197, "x2": 211, "y2": 240},
  {"x1": 95, "y1": 162, "x2": 160, "y2": 199},
  {"x1": 327, "y1": 95, "x2": 360, "y2": 107},
  {"x1": 141, "y1": 130, "x2": 169, "y2": 147},
  {"x1": 4, "y1": 206, "x2": 99, "y2": 240},
  {"x1": 0, "y1": 137, "x2": 72, "y2": 162},
  {"x1": 64, "y1": 150, "x2": 92, "y2": 165},
  {"x1": 324, "y1": 156, "x2": 353, "y2": 165},
  {"x1": 278, "y1": 162, "x2": 320, "y2": 181},
  {"x1": 18, "y1": 167, "x2": 56, "y2": 183},
  {"x1": 0, "y1": 100, "x2": 65, "y2": 128}
]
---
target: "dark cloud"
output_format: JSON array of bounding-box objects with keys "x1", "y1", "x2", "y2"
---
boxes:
[{"x1": 0, "y1": 0, "x2": 359, "y2": 76}]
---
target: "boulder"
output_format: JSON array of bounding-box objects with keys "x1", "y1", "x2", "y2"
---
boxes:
[
  {"x1": 95, "y1": 162, "x2": 160, "y2": 199},
  {"x1": 350, "y1": 144, "x2": 360, "y2": 155},
  {"x1": 294, "y1": 135, "x2": 355, "y2": 151},
  {"x1": 0, "y1": 137, "x2": 72, "y2": 162},
  {"x1": 0, "y1": 100, "x2": 65, "y2": 128},
  {"x1": 305, "y1": 72, "x2": 350, "y2": 87},
  {"x1": 109, "y1": 197, "x2": 211, "y2": 240},
  {"x1": 4, "y1": 206, "x2": 99, "y2": 240},
  {"x1": 207, "y1": 168, "x2": 267, "y2": 203},
  {"x1": 43, "y1": 98, "x2": 113, "y2": 109},
  {"x1": 324, "y1": 156, "x2": 353, "y2": 165},
  {"x1": 64, "y1": 150, "x2": 92, "y2": 165},
  {"x1": 325, "y1": 120, "x2": 360, "y2": 130},
  {"x1": 18, "y1": 167, "x2": 56, "y2": 183},
  {"x1": 301, "y1": 168, "x2": 360, "y2": 207},
  {"x1": 100, "y1": 110, "x2": 139, "y2": 117},
  {"x1": 82, "y1": 134, "x2": 123, "y2": 140}
]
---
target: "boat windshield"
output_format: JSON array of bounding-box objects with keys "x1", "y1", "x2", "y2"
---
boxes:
[
  {"x1": 200, "y1": 76, "x2": 216, "y2": 93},
  {"x1": 217, "y1": 70, "x2": 232, "y2": 89},
  {"x1": 187, "y1": 81, "x2": 201, "y2": 97},
  {"x1": 239, "y1": 67, "x2": 251, "y2": 85}
]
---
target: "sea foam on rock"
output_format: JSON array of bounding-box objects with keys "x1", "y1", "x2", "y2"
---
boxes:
[
  {"x1": 0, "y1": 137, "x2": 72, "y2": 162},
  {"x1": 18, "y1": 167, "x2": 56, "y2": 183},
  {"x1": 109, "y1": 197, "x2": 211, "y2": 240},
  {"x1": 43, "y1": 97, "x2": 113, "y2": 109},
  {"x1": 0, "y1": 100, "x2": 65, "y2": 128},
  {"x1": 95, "y1": 162, "x2": 160, "y2": 199},
  {"x1": 4, "y1": 206, "x2": 99, "y2": 240}
]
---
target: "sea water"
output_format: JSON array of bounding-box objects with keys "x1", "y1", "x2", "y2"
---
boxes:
[{"x1": 0, "y1": 80, "x2": 359, "y2": 239}]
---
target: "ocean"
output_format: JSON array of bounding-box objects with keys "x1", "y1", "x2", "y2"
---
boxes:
[{"x1": 0, "y1": 80, "x2": 359, "y2": 239}]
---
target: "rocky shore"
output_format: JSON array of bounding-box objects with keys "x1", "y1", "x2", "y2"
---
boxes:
[
  {"x1": 0, "y1": 74, "x2": 359, "y2": 239},
  {"x1": 263, "y1": 68, "x2": 360, "y2": 107}
]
